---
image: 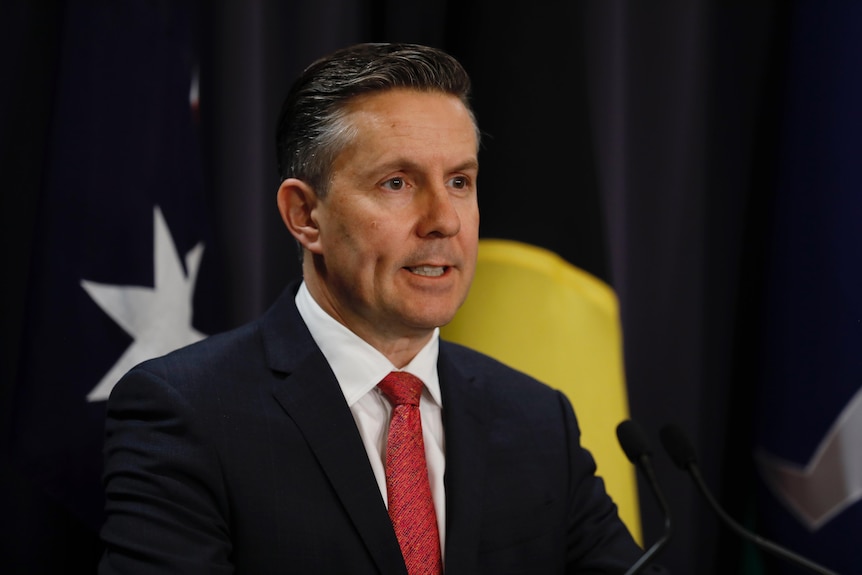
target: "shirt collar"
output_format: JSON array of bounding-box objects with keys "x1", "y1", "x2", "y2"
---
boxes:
[{"x1": 295, "y1": 281, "x2": 441, "y2": 407}]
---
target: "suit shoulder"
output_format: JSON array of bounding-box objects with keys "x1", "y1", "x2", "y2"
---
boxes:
[
  {"x1": 439, "y1": 338, "x2": 513, "y2": 369},
  {"x1": 142, "y1": 319, "x2": 262, "y2": 369},
  {"x1": 439, "y1": 339, "x2": 552, "y2": 390}
]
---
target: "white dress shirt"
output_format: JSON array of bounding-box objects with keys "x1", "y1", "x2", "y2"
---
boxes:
[{"x1": 295, "y1": 282, "x2": 447, "y2": 555}]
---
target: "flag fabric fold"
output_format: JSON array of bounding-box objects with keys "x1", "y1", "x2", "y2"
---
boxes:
[
  {"x1": 752, "y1": 3, "x2": 862, "y2": 573},
  {"x1": 12, "y1": 0, "x2": 224, "y2": 537}
]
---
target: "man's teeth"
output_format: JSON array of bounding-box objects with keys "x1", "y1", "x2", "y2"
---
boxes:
[{"x1": 408, "y1": 265, "x2": 445, "y2": 277}]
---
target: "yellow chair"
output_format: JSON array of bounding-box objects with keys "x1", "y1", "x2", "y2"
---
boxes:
[{"x1": 441, "y1": 238, "x2": 642, "y2": 543}]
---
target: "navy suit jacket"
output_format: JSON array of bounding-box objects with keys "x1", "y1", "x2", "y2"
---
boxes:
[{"x1": 99, "y1": 282, "x2": 657, "y2": 574}]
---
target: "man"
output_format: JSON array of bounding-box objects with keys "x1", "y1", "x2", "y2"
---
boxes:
[{"x1": 99, "y1": 42, "x2": 663, "y2": 574}]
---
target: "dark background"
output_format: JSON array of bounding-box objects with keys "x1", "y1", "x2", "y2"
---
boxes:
[{"x1": 3, "y1": 1, "x2": 858, "y2": 574}]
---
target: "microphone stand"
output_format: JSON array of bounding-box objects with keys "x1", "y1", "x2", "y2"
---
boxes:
[
  {"x1": 617, "y1": 420, "x2": 672, "y2": 575},
  {"x1": 659, "y1": 424, "x2": 841, "y2": 575}
]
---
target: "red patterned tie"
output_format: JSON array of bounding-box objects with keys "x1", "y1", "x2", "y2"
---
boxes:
[{"x1": 378, "y1": 371, "x2": 443, "y2": 575}]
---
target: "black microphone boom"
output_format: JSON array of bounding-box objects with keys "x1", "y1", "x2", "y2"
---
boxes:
[
  {"x1": 658, "y1": 424, "x2": 841, "y2": 575},
  {"x1": 616, "y1": 419, "x2": 672, "y2": 575}
]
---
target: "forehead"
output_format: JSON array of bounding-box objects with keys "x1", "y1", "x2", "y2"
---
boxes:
[
  {"x1": 347, "y1": 89, "x2": 476, "y2": 140},
  {"x1": 337, "y1": 89, "x2": 479, "y2": 167}
]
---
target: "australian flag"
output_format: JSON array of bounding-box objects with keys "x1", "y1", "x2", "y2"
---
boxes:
[
  {"x1": 10, "y1": 0, "x2": 225, "y2": 565},
  {"x1": 752, "y1": 2, "x2": 862, "y2": 574}
]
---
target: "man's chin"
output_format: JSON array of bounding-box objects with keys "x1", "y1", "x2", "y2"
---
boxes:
[{"x1": 404, "y1": 310, "x2": 459, "y2": 333}]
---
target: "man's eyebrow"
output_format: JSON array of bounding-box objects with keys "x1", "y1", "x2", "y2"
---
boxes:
[
  {"x1": 452, "y1": 159, "x2": 479, "y2": 172},
  {"x1": 368, "y1": 158, "x2": 479, "y2": 174}
]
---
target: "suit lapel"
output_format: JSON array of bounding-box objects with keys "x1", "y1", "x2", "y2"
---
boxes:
[
  {"x1": 260, "y1": 286, "x2": 490, "y2": 574},
  {"x1": 271, "y1": 351, "x2": 407, "y2": 575},
  {"x1": 262, "y1": 287, "x2": 406, "y2": 575},
  {"x1": 437, "y1": 350, "x2": 489, "y2": 575}
]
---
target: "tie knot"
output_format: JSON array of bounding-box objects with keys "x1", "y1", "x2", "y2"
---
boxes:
[{"x1": 378, "y1": 371, "x2": 424, "y2": 407}]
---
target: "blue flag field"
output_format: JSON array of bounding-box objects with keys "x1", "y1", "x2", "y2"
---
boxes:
[
  {"x1": 752, "y1": 3, "x2": 862, "y2": 574},
  {"x1": 12, "y1": 0, "x2": 224, "y2": 541}
]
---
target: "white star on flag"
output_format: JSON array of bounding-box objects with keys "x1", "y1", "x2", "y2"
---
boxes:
[
  {"x1": 756, "y1": 387, "x2": 862, "y2": 530},
  {"x1": 81, "y1": 205, "x2": 207, "y2": 402}
]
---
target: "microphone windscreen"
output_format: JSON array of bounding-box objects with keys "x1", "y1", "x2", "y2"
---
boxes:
[
  {"x1": 616, "y1": 419, "x2": 652, "y2": 464},
  {"x1": 659, "y1": 424, "x2": 698, "y2": 469}
]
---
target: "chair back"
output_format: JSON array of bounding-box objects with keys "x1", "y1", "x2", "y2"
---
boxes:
[{"x1": 440, "y1": 238, "x2": 641, "y2": 543}]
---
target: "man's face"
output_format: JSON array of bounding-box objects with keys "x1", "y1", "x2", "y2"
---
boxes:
[{"x1": 310, "y1": 88, "x2": 479, "y2": 345}]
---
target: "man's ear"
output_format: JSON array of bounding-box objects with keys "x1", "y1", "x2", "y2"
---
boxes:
[{"x1": 277, "y1": 178, "x2": 322, "y2": 254}]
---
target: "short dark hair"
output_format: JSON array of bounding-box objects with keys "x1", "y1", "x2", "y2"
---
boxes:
[{"x1": 275, "y1": 42, "x2": 479, "y2": 198}]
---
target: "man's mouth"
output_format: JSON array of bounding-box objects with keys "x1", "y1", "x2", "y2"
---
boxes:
[{"x1": 407, "y1": 265, "x2": 447, "y2": 277}]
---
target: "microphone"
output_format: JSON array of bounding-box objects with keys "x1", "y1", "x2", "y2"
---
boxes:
[
  {"x1": 658, "y1": 424, "x2": 841, "y2": 575},
  {"x1": 616, "y1": 419, "x2": 673, "y2": 575}
]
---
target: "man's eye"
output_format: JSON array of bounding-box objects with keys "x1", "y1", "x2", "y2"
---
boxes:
[
  {"x1": 449, "y1": 176, "x2": 468, "y2": 189},
  {"x1": 382, "y1": 178, "x2": 405, "y2": 190}
]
